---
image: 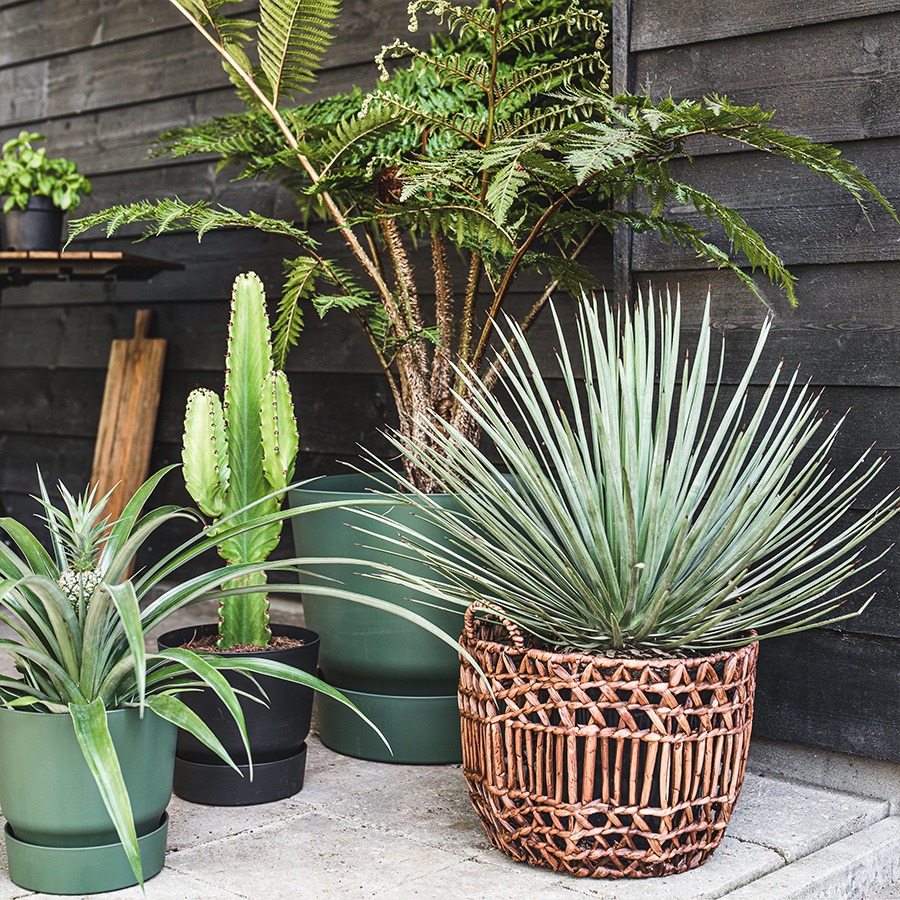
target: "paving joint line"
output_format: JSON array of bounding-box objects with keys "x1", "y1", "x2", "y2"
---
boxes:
[
  {"x1": 165, "y1": 807, "x2": 316, "y2": 857},
  {"x1": 160, "y1": 865, "x2": 254, "y2": 899},
  {"x1": 746, "y1": 769, "x2": 895, "y2": 806},
  {"x1": 728, "y1": 832, "x2": 790, "y2": 866}
]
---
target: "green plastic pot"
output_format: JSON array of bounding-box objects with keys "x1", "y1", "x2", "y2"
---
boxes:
[
  {"x1": 290, "y1": 472, "x2": 463, "y2": 763},
  {"x1": 0, "y1": 706, "x2": 176, "y2": 894}
]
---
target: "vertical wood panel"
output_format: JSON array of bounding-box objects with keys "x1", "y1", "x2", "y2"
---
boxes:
[
  {"x1": 624, "y1": 0, "x2": 900, "y2": 761},
  {"x1": 0, "y1": 0, "x2": 427, "y2": 515}
]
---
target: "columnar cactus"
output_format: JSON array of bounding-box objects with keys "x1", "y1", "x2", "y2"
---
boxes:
[{"x1": 182, "y1": 272, "x2": 299, "y2": 649}]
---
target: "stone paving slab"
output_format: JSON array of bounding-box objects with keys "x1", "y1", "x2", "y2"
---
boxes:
[
  {"x1": 725, "y1": 817, "x2": 900, "y2": 900},
  {"x1": 725, "y1": 774, "x2": 888, "y2": 862},
  {"x1": 0, "y1": 598, "x2": 895, "y2": 898},
  {"x1": 0, "y1": 733, "x2": 892, "y2": 900}
]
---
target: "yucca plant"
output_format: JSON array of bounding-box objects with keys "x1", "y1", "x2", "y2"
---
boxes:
[
  {"x1": 69, "y1": 0, "x2": 896, "y2": 491},
  {"x1": 0, "y1": 467, "x2": 390, "y2": 885},
  {"x1": 361, "y1": 290, "x2": 898, "y2": 654}
]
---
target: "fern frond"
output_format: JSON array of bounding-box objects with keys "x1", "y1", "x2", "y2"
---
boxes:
[
  {"x1": 495, "y1": 51, "x2": 607, "y2": 104},
  {"x1": 358, "y1": 91, "x2": 486, "y2": 145},
  {"x1": 167, "y1": 1, "x2": 264, "y2": 103},
  {"x1": 493, "y1": 100, "x2": 603, "y2": 139},
  {"x1": 258, "y1": 0, "x2": 340, "y2": 104},
  {"x1": 564, "y1": 123, "x2": 658, "y2": 182},
  {"x1": 666, "y1": 179, "x2": 799, "y2": 306},
  {"x1": 399, "y1": 152, "x2": 482, "y2": 203},
  {"x1": 154, "y1": 113, "x2": 272, "y2": 162},
  {"x1": 273, "y1": 258, "x2": 376, "y2": 364},
  {"x1": 312, "y1": 293, "x2": 374, "y2": 317},
  {"x1": 519, "y1": 251, "x2": 597, "y2": 293},
  {"x1": 407, "y1": 0, "x2": 499, "y2": 41},
  {"x1": 498, "y1": 7, "x2": 606, "y2": 54},
  {"x1": 376, "y1": 40, "x2": 492, "y2": 91},
  {"x1": 726, "y1": 118, "x2": 899, "y2": 223},
  {"x1": 67, "y1": 199, "x2": 320, "y2": 249},
  {"x1": 613, "y1": 209, "x2": 783, "y2": 309},
  {"x1": 486, "y1": 160, "x2": 530, "y2": 225},
  {"x1": 318, "y1": 106, "x2": 401, "y2": 175},
  {"x1": 401, "y1": 205, "x2": 517, "y2": 257},
  {"x1": 272, "y1": 256, "x2": 317, "y2": 365}
]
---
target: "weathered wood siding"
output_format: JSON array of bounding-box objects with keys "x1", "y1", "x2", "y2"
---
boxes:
[
  {"x1": 0, "y1": 1, "x2": 399, "y2": 555},
  {"x1": 618, "y1": 1, "x2": 900, "y2": 760},
  {"x1": 0, "y1": 2, "x2": 613, "y2": 565}
]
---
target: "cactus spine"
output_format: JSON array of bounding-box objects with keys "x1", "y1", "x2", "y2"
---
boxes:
[{"x1": 182, "y1": 272, "x2": 299, "y2": 648}]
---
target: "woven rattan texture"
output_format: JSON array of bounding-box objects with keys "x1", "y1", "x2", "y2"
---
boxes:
[{"x1": 458, "y1": 610, "x2": 759, "y2": 879}]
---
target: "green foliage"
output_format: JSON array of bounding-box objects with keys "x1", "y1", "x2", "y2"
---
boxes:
[
  {"x1": 169, "y1": 0, "x2": 339, "y2": 105},
  {"x1": 257, "y1": 0, "x2": 341, "y2": 104},
  {"x1": 69, "y1": 197, "x2": 319, "y2": 247},
  {"x1": 69, "y1": 0, "x2": 896, "y2": 490},
  {"x1": 0, "y1": 467, "x2": 382, "y2": 885},
  {"x1": 364, "y1": 291, "x2": 898, "y2": 654},
  {"x1": 182, "y1": 272, "x2": 299, "y2": 648},
  {"x1": 0, "y1": 132, "x2": 91, "y2": 213}
]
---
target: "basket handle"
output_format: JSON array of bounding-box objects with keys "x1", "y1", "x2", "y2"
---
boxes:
[{"x1": 463, "y1": 602, "x2": 526, "y2": 650}]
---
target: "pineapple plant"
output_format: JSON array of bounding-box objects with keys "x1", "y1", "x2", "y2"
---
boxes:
[
  {"x1": 48, "y1": 481, "x2": 108, "y2": 614},
  {"x1": 0, "y1": 466, "x2": 385, "y2": 888}
]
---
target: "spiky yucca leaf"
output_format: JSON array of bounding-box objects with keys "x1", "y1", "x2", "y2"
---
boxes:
[{"x1": 360, "y1": 290, "x2": 897, "y2": 654}]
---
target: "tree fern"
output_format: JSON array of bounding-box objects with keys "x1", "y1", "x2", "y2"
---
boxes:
[{"x1": 75, "y1": 0, "x2": 895, "y2": 490}]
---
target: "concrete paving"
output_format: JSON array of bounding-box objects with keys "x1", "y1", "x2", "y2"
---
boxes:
[{"x1": 0, "y1": 599, "x2": 896, "y2": 899}]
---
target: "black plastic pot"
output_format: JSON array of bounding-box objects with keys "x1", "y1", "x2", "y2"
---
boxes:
[
  {"x1": 1, "y1": 197, "x2": 63, "y2": 250},
  {"x1": 157, "y1": 622, "x2": 319, "y2": 806}
]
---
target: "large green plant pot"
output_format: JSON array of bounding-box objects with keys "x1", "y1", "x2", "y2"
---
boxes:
[
  {"x1": 0, "y1": 706, "x2": 176, "y2": 894},
  {"x1": 290, "y1": 472, "x2": 463, "y2": 763}
]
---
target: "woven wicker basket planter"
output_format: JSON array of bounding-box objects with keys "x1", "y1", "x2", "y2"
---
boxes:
[{"x1": 458, "y1": 606, "x2": 759, "y2": 879}]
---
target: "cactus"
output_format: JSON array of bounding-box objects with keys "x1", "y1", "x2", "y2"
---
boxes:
[{"x1": 182, "y1": 272, "x2": 299, "y2": 649}]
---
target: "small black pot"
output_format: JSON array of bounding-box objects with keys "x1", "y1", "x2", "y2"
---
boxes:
[
  {"x1": 157, "y1": 622, "x2": 319, "y2": 806},
  {"x1": 1, "y1": 197, "x2": 63, "y2": 251}
]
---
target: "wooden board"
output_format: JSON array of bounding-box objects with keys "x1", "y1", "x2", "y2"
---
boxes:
[
  {"x1": 90, "y1": 310, "x2": 166, "y2": 522},
  {"x1": 754, "y1": 628, "x2": 900, "y2": 761},
  {"x1": 631, "y1": 0, "x2": 900, "y2": 51}
]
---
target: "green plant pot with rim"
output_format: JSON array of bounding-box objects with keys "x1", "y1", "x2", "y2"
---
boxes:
[
  {"x1": 0, "y1": 706, "x2": 176, "y2": 895},
  {"x1": 290, "y1": 472, "x2": 463, "y2": 764}
]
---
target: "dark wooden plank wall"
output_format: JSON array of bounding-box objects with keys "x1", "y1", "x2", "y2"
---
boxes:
[
  {"x1": 0, "y1": 1, "x2": 429, "y2": 555},
  {"x1": 7, "y1": 1, "x2": 892, "y2": 760},
  {"x1": 617, "y1": 1, "x2": 900, "y2": 760},
  {"x1": 0, "y1": 3, "x2": 614, "y2": 566}
]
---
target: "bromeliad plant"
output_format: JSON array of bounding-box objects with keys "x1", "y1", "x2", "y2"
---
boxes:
[
  {"x1": 69, "y1": 0, "x2": 897, "y2": 491},
  {"x1": 0, "y1": 131, "x2": 91, "y2": 213},
  {"x1": 182, "y1": 271, "x2": 298, "y2": 649},
  {"x1": 0, "y1": 468, "x2": 379, "y2": 885},
  {"x1": 364, "y1": 290, "x2": 898, "y2": 654}
]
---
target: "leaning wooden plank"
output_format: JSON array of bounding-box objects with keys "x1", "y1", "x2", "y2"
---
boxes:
[{"x1": 90, "y1": 309, "x2": 166, "y2": 525}]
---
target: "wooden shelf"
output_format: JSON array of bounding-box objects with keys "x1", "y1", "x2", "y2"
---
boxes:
[{"x1": 0, "y1": 251, "x2": 183, "y2": 288}]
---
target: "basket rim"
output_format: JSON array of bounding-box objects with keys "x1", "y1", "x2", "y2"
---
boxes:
[{"x1": 462, "y1": 619, "x2": 759, "y2": 670}]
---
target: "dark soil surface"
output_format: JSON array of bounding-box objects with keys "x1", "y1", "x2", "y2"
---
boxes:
[{"x1": 180, "y1": 633, "x2": 306, "y2": 654}]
